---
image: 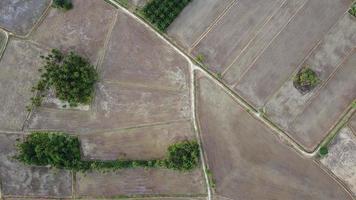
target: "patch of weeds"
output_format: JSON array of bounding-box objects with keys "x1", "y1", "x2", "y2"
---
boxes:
[
  {"x1": 207, "y1": 169, "x2": 216, "y2": 189},
  {"x1": 112, "y1": 0, "x2": 130, "y2": 8},
  {"x1": 29, "y1": 49, "x2": 98, "y2": 109},
  {"x1": 52, "y1": 0, "x2": 73, "y2": 11},
  {"x1": 352, "y1": 100, "x2": 356, "y2": 108},
  {"x1": 15, "y1": 132, "x2": 200, "y2": 172},
  {"x1": 142, "y1": 0, "x2": 192, "y2": 32},
  {"x1": 293, "y1": 68, "x2": 320, "y2": 94},
  {"x1": 318, "y1": 146, "x2": 328, "y2": 157},
  {"x1": 349, "y1": 2, "x2": 356, "y2": 17},
  {"x1": 196, "y1": 53, "x2": 205, "y2": 64},
  {"x1": 216, "y1": 72, "x2": 223, "y2": 79}
]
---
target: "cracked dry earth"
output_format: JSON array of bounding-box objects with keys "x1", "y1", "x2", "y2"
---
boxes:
[{"x1": 0, "y1": 0, "x2": 355, "y2": 199}]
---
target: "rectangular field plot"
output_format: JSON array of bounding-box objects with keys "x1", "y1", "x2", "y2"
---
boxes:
[
  {"x1": 191, "y1": 0, "x2": 284, "y2": 73},
  {"x1": 75, "y1": 169, "x2": 206, "y2": 198},
  {"x1": 266, "y1": 14, "x2": 356, "y2": 130},
  {"x1": 0, "y1": 133, "x2": 72, "y2": 198},
  {"x1": 233, "y1": 0, "x2": 350, "y2": 108},
  {"x1": 195, "y1": 74, "x2": 352, "y2": 200},
  {"x1": 80, "y1": 121, "x2": 195, "y2": 160},
  {"x1": 0, "y1": 0, "x2": 50, "y2": 36},
  {"x1": 320, "y1": 127, "x2": 356, "y2": 196},
  {"x1": 0, "y1": 39, "x2": 46, "y2": 131},
  {"x1": 223, "y1": 0, "x2": 309, "y2": 85},
  {"x1": 167, "y1": 0, "x2": 233, "y2": 48},
  {"x1": 29, "y1": 0, "x2": 117, "y2": 63},
  {"x1": 287, "y1": 51, "x2": 356, "y2": 151}
]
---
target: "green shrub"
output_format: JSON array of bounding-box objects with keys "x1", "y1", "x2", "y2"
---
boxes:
[
  {"x1": 163, "y1": 140, "x2": 200, "y2": 171},
  {"x1": 142, "y1": 0, "x2": 192, "y2": 31},
  {"x1": 16, "y1": 132, "x2": 199, "y2": 172},
  {"x1": 293, "y1": 68, "x2": 320, "y2": 94},
  {"x1": 349, "y1": 2, "x2": 356, "y2": 17},
  {"x1": 319, "y1": 146, "x2": 328, "y2": 156},
  {"x1": 53, "y1": 0, "x2": 73, "y2": 10},
  {"x1": 31, "y1": 49, "x2": 98, "y2": 108}
]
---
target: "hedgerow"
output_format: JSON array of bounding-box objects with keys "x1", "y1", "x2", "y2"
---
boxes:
[
  {"x1": 15, "y1": 132, "x2": 200, "y2": 172},
  {"x1": 29, "y1": 49, "x2": 98, "y2": 110},
  {"x1": 142, "y1": 0, "x2": 192, "y2": 31}
]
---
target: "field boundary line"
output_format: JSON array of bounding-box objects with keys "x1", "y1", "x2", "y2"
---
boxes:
[
  {"x1": 347, "y1": 124, "x2": 356, "y2": 137},
  {"x1": 188, "y1": 0, "x2": 238, "y2": 52},
  {"x1": 221, "y1": 0, "x2": 288, "y2": 77},
  {"x1": 102, "y1": 80, "x2": 185, "y2": 92}
]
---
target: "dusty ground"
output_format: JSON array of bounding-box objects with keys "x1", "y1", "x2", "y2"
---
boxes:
[
  {"x1": 195, "y1": 74, "x2": 352, "y2": 200},
  {"x1": 320, "y1": 126, "x2": 356, "y2": 196},
  {"x1": 0, "y1": 0, "x2": 50, "y2": 36},
  {"x1": 265, "y1": 14, "x2": 356, "y2": 151},
  {"x1": 0, "y1": 133, "x2": 72, "y2": 198},
  {"x1": 29, "y1": 0, "x2": 117, "y2": 64},
  {"x1": 191, "y1": 0, "x2": 285, "y2": 73},
  {"x1": 0, "y1": 39, "x2": 46, "y2": 131},
  {"x1": 167, "y1": 0, "x2": 233, "y2": 49},
  {"x1": 76, "y1": 169, "x2": 206, "y2": 198}
]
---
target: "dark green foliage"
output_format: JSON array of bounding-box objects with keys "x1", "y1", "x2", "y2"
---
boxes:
[
  {"x1": 349, "y1": 2, "x2": 356, "y2": 17},
  {"x1": 142, "y1": 0, "x2": 192, "y2": 31},
  {"x1": 52, "y1": 0, "x2": 73, "y2": 10},
  {"x1": 15, "y1": 132, "x2": 82, "y2": 170},
  {"x1": 319, "y1": 146, "x2": 328, "y2": 156},
  {"x1": 16, "y1": 132, "x2": 199, "y2": 172},
  {"x1": 30, "y1": 49, "x2": 98, "y2": 108},
  {"x1": 163, "y1": 140, "x2": 200, "y2": 171},
  {"x1": 293, "y1": 68, "x2": 320, "y2": 94}
]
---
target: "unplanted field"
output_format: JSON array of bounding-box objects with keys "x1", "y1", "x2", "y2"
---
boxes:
[
  {"x1": 80, "y1": 121, "x2": 195, "y2": 160},
  {"x1": 0, "y1": 0, "x2": 50, "y2": 36},
  {"x1": 30, "y1": 0, "x2": 117, "y2": 63},
  {"x1": 0, "y1": 30, "x2": 7, "y2": 54},
  {"x1": 0, "y1": 39, "x2": 46, "y2": 131},
  {"x1": 75, "y1": 169, "x2": 206, "y2": 198},
  {"x1": 191, "y1": 0, "x2": 285, "y2": 73},
  {"x1": 265, "y1": 15, "x2": 356, "y2": 151},
  {"x1": 0, "y1": 133, "x2": 72, "y2": 198},
  {"x1": 167, "y1": 0, "x2": 233, "y2": 49},
  {"x1": 320, "y1": 127, "x2": 356, "y2": 196},
  {"x1": 196, "y1": 74, "x2": 352, "y2": 200},
  {"x1": 233, "y1": 0, "x2": 350, "y2": 108}
]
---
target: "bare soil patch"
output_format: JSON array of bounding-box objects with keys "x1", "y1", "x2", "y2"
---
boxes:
[
  {"x1": 320, "y1": 127, "x2": 356, "y2": 196},
  {"x1": 0, "y1": 133, "x2": 72, "y2": 198},
  {"x1": 75, "y1": 169, "x2": 206, "y2": 198},
  {"x1": 30, "y1": 0, "x2": 117, "y2": 63},
  {"x1": 196, "y1": 74, "x2": 352, "y2": 200},
  {"x1": 0, "y1": 0, "x2": 50, "y2": 36},
  {"x1": 0, "y1": 39, "x2": 46, "y2": 131}
]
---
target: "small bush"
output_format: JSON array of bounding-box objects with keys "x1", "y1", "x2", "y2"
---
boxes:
[
  {"x1": 319, "y1": 146, "x2": 328, "y2": 156},
  {"x1": 142, "y1": 0, "x2": 192, "y2": 31},
  {"x1": 53, "y1": 0, "x2": 73, "y2": 10},
  {"x1": 16, "y1": 132, "x2": 199, "y2": 172},
  {"x1": 293, "y1": 68, "x2": 320, "y2": 94},
  {"x1": 30, "y1": 49, "x2": 98, "y2": 108},
  {"x1": 163, "y1": 140, "x2": 200, "y2": 171},
  {"x1": 349, "y1": 2, "x2": 356, "y2": 17}
]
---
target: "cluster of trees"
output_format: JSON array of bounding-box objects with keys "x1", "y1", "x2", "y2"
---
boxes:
[
  {"x1": 29, "y1": 49, "x2": 98, "y2": 110},
  {"x1": 293, "y1": 67, "x2": 320, "y2": 94},
  {"x1": 142, "y1": 0, "x2": 192, "y2": 31},
  {"x1": 16, "y1": 132, "x2": 200, "y2": 172},
  {"x1": 52, "y1": 0, "x2": 73, "y2": 10}
]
